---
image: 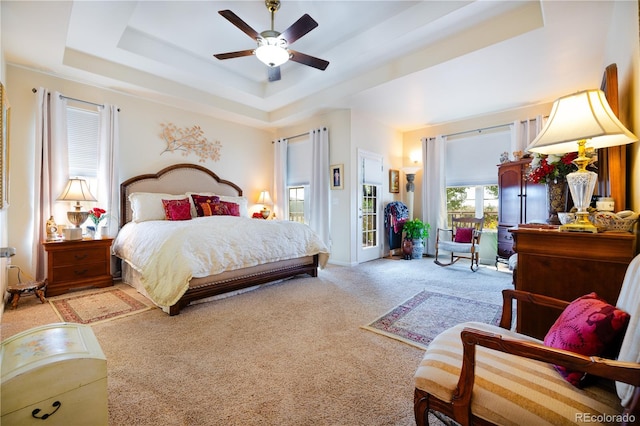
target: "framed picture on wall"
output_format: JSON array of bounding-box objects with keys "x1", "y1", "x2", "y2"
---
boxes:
[
  {"x1": 389, "y1": 169, "x2": 399, "y2": 193},
  {"x1": 330, "y1": 164, "x2": 344, "y2": 190}
]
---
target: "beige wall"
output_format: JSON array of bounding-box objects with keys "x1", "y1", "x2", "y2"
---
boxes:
[{"x1": 6, "y1": 65, "x2": 273, "y2": 282}]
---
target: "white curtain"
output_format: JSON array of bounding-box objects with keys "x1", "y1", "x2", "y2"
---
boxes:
[
  {"x1": 273, "y1": 138, "x2": 288, "y2": 220},
  {"x1": 422, "y1": 135, "x2": 447, "y2": 256},
  {"x1": 33, "y1": 88, "x2": 68, "y2": 279},
  {"x1": 513, "y1": 115, "x2": 546, "y2": 154},
  {"x1": 309, "y1": 128, "x2": 330, "y2": 248},
  {"x1": 97, "y1": 104, "x2": 120, "y2": 238}
]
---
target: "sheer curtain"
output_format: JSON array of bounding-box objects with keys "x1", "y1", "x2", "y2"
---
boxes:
[
  {"x1": 273, "y1": 138, "x2": 288, "y2": 220},
  {"x1": 33, "y1": 88, "x2": 68, "y2": 279},
  {"x1": 309, "y1": 128, "x2": 330, "y2": 247},
  {"x1": 421, "y1": 135, "x2": 447, "y2": 256},
  {"x1": 97, "y1": 104, "x2": 120, "y2": 238}
]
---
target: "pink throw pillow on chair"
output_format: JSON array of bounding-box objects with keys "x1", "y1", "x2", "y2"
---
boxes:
[
  {"x1": 543, "y1": 292, "x2": 629, "y2": 387},
  {"x1": 454, "y1": 227, "x2": 474, "y2": 243}
]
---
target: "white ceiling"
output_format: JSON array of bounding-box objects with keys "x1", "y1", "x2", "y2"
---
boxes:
[{"x1": 1, "y1": 1, "x2": 618, "y2": 132}]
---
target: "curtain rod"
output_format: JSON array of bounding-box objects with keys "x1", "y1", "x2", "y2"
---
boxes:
[
  {"x1": 32, "y1": 88, "x2": 120, "y2": 111},
  {"x1": 272, "y1": 127, "x2": 327, "y2": 143},
  {"x1": 445, "y1": 123, "x2": 511, "y2": 139}
]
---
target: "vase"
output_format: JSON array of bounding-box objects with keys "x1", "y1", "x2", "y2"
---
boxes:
[
  {"x1": 402, "y1": 238, "x2": 413, "y2": 260},
  {"x1": 411, "y1": 238, "x2": 424, "y2": 259},
  {"x1": 546, "y1": 180, "x2": 568, "y2": 225}
]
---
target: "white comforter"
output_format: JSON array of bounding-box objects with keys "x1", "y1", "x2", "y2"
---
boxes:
[{"x1": 113, "y1": 216, "x2": 330, "y2": 307}]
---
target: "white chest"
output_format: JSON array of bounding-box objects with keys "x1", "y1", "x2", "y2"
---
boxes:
[{"x1": 1, "y1": 323, "x2": 107, "y2": 425}]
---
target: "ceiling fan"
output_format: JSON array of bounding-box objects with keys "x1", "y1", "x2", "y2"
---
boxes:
[{"x1": 214, "y1": 0, "x2": 329, "y2": 82}]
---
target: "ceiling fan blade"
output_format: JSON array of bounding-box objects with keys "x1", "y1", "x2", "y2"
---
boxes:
[
  {"x1": 268, "y1": 66, "x2": 281, "y2": 82},
  {"x1": 214, "y1": 50, "x2": 255, "y2": 60},
  {"x1": 289, "y1": 50, "x2": 329, "y2": 71},
  {"x1": 279, "y1": 14, "x2": 318, "y2": 45},
  {"x1": 218, "y1": 10, "x2": 260, "y2": 40}
]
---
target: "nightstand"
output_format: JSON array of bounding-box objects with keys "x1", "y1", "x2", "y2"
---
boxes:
[{"x1": 42, "y1": 237, "x2": 114, "y2": 297}]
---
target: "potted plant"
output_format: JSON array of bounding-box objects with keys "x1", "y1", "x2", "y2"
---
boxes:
[{"x1": 402, "y1": 219, "x2": 430, "y2": 259}]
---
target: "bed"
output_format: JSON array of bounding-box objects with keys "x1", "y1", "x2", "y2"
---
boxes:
[{"x1": 113, "y1": 163, "x2": 330, "y2": 315}]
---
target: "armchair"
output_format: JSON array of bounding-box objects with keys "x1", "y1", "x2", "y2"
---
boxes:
[
  {"x1": 414, "y1": 253, "x2": 640, "y2": 425},
  {"x1": 434, "y1": 216, "x2": 484, "y2": 271}
]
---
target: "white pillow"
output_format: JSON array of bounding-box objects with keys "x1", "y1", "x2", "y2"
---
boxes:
[
  {"x1": 129, "y1": 192, "x2": 187, "y2": 222},
  {"x1": 185, "y1": 192, "x2": 249, "y2": 217}
]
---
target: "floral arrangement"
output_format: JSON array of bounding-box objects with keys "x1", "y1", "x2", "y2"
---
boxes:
[
  {"x1": 527, "y1": 152, "x2": 578, "y2": 184},
  {"x1": 88, "y1": 207, "x2": 108, "y2": 227}
]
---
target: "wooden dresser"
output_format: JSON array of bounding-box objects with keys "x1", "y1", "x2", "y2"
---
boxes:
[
  {"x1": 497, "y1": 159, "x2": 546, "y2": 265},
  {"x1": 42, "y1": 237, "x2": 114, "y2": 297},
  {"x1": 510, "y1": 227, "x2": 637, "y2": 339}
]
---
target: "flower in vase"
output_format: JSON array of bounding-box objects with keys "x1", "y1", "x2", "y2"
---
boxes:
[
  {"x1": 88, "y1": 207, "x2": 108, "y2": 227},
  {"x1": 527, "y1": 152, "x2": 578, "y2": 184}
]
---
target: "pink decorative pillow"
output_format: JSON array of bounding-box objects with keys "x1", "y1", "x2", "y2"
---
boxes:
[
  {"x1": 162, "y1": 198, "x2": 192, "y2": 221},
  {"x1": 220, "y1": 201, "x2": 240, "y2": 217},
  {"x1": 544, "y1": 292, "x2": 630, "y2": 387},
  {"x1": 454, "y1": 227, "x2": 474, "y2": 243},
  {"x1": 200, "y1": 202, "x2": 230, "y2": 217},
  {"x1": 190, "y1": 194, "x2": 220, "y2": 217}
]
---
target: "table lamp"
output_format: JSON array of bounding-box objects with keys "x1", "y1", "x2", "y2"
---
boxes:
[
  {"x1": 57, "y1": 178, "x2": 97, "y2": 239},
  {"x1": 257, "y1": 190, "x2": 273, "y2": 219},
  {"x1": 526, "y1": 89, "x2": 638, "y2": 232}
]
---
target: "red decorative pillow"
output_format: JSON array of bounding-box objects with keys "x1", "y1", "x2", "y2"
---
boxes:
[
  {"x1": 543, "y1": 292, "x2": 630, "y2": 387},
  {"x1": 454, "y1": 227, "x2": 474, "y2": 243},
  {"x1": 162, "y1": 198, "x2": 192, "y2": 221},
  {"x1": 190, "y1": 194, "x2": 220, "y2": 217},
  {"x1": 200, "y1": 202, "x2": 230, "y2": 216},
  {"x1": 220, "y1": 201, "x2": 240, "y2": 217}
]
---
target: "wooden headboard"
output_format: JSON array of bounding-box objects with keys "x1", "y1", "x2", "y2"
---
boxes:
[{"x1": 120, "y1": 163, "x2": 243, "y2": 227}]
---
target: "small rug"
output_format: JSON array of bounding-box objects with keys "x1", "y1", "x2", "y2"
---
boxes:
[
  {"x1": 50, "y1": 288, "x2": 154, "y2": 325},
  {"x1": 362, "y1": 290, "x2": 502, "y2": 350}
]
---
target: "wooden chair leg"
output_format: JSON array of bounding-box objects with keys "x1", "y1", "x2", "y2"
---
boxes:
[
  {"x1": 35, "y1": 289, "x2": 46, "y2": 304},
  {"x1": 10, "y1": 293, "x2": 20, "y2": 310}
]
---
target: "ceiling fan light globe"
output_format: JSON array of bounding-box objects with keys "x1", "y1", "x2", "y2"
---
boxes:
[{"x1": 256, "y1": 43, "x2": 289, "y2": 67}]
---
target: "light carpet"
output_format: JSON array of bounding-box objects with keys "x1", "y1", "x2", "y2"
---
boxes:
[
  {"x1": 50, "y1": 288, "x2": 154, "y2": 324},
  {"x1": 362, "y1": 290, "x2": 502, "y2": 350},
  {"x1": 3, "y1": 257, "x2": 513, "y2": 425}
]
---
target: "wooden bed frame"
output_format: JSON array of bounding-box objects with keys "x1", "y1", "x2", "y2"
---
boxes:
[{"x1": 119, "y1": 163, "x2": 319, "y2": 315}]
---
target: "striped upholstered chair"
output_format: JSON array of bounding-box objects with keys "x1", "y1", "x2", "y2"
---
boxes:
[{"x1": 414, "y1": 253, "x2": 640, "y2": 425}]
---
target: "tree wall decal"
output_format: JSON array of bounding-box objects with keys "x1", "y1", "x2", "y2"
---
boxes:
[{"x1": 160, "y1": 122, "x2": 222, "y2": 162}]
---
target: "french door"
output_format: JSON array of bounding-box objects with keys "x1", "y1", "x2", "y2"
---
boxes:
[{"x1": 357, "y1": 150, "x2": 383, "y2": 263}]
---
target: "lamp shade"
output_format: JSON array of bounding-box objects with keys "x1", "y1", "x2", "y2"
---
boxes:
[
  {"x1": 257, "y1": 190, "x2": 273, "y2": 205},
  {"x1": 57, "y1": 178, "x2": 97, "y2": 202},
  {"x1": 526, "y1": 89, "x2": 638, "y2": 155}
]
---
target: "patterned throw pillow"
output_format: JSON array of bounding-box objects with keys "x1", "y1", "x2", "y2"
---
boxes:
[
  {"x1": 454, "y1": 227, "x2": 474, "y2": 243},
  {"x1": 162, "y1": 198, "x2": 192, "y2": 221},
  {"x1": 220, "y1": 201, "x2": 240, "y2": 217},
  {"x1": 543, "y1": 292, "x2": 630, "y2": 387},
  {"x1": 190, "y1": 194, "x2": 220, "y2": 217},
  {"x1": 200, "y1": 202, "x2": 230, "y2": 216}
]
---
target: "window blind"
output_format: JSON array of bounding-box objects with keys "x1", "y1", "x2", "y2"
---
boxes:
[
  {"x1": 67, "y1": 106, "x2": 99, "y2": 178},
  {"x1": 287, "y1": 138, "x2": 312, "y2": 186},
  {"x1": 445, "y1": 131, "x2": 510, "y2": 186}
]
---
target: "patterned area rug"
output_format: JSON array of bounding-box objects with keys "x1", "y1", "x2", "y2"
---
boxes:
[
  {"x1": 362, "y1": 290, "x2": 502, "y2": 349},
  {"x1": 50, "y1": 288, "x2": 154, "y2": 325}
]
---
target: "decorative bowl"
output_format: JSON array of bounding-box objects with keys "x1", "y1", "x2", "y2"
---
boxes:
[
  {"x1": 558, "y1": 212, "x2": 576, "y2": 225},
  {"x1": 591, "y1": 211, "x2": 639, "y2": 232}
]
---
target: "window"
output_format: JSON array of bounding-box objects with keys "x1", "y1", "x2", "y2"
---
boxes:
[
  {"x1": 286, "y1": 138, "x2": 312, "y2": 223},
  {"x1": 446, "y1": 185, "x2": 498, "y2": 229},
  {"x1": 66, "y1": 105, "x2": 100, "y2": 193},
  {"x1": 288, "y1": 186, "x2": 307, "y2": 223}
]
